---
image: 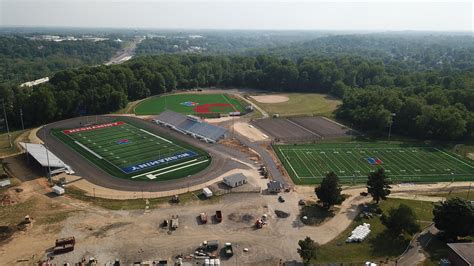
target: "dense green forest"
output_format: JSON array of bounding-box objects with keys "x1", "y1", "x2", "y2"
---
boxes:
[
  {"x1": 0, "y1": 32, "x2": 473, "y2": 141},
  {"x1": 136, "y1": 31, "x2": 329, "y2": 55},
  {"x1": 0, "y1": 36, "x2": 122, "y2": 85}
]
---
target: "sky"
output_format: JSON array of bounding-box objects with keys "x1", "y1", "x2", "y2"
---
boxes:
[{"x1": 0, "y1": 0, "x2": 472, "y2": 31}]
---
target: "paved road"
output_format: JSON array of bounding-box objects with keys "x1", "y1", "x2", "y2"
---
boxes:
[
  {"x1": 105, "y1": 36, "x2": 145, "y2": 65},
  {"x1": 230, "y1": 132, "x2": 287, "y2": 187},
  {"x1": 396, "y1": 223, "x2": 438, "y2": 265}
]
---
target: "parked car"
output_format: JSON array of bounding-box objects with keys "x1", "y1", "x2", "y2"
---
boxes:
[{"x1": 278, "y1": 196, "x2": 285, "y2": 203}]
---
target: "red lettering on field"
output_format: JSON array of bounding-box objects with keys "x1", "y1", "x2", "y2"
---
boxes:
[{"x1": 62, "y1": 121, "x2": 125, "y2": 134}]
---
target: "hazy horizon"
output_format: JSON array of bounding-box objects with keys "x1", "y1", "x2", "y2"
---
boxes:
[{"x1": 1, "y1": 1, "x2": 473, "y2": 32}]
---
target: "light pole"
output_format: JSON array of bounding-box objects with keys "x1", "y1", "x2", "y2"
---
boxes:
[
  {"x1": 20, "y1": 108, "x2": 29, "y2": 164},
  {"x1": 2, "y1": 101, "x2": 12, "y2": 149},
  {"x1": 388, "y1": 113, "x2": 396, "y2": 142}
]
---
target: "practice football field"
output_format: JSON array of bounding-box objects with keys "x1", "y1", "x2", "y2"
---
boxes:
[
  {"x1": 53, "y1": 120, "x2": 210, "y2": 181},
  {"x1": 134, "y1": 93, "x2": 246, "y2": 115},
  {"x1": 274, "y1": 143, "x2": 474, "y2": 184}
]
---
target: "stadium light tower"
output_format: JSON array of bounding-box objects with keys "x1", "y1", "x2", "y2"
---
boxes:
[{"x1": 388, "y1": 113, "x2": 396, "y2": 141}]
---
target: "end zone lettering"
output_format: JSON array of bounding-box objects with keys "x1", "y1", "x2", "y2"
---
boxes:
[
  {"x1": 63, "y1": 121, "x2": 125, "y2": 134},
  {"x1": 121, "y1": 151, "x2": 198, "y2": 173}
]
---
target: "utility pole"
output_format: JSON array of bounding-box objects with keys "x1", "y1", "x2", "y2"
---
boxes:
[
  {"x1": 2, "y1": 101, "x2": 12, "y2": 149},
  {"x1": 388, "y1": 113, "x2": 396, "y2": 142}
]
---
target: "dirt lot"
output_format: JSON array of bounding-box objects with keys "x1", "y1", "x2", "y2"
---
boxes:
[
  {"x1": 251, "y1": 95, "x2": 289, "y2": 104},
  {"x1": 233, "y1": 122, "x2": 269, "y2": 142},
  {"x1": 288, "y1": 116, "x2": 354, "y2": 139},
  {"x1": 252, "y1": 118, "x2": 321, "y2": 141},
  {"x1": 1, "y1": 161, "x2": 472, "y2": 266}
]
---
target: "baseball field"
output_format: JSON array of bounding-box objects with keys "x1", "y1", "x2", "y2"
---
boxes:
[
  {"x1": 274, "y1": 142, "x2": 474, "y2": 184},
  {"x1": 134, "y1": 93, "x2": 246, "y2": 116},
  {"x1": 52, "y1": 120, "x2": 210, "y2": 181}
]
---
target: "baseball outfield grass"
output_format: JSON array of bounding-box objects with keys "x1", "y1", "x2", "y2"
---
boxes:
[
  {"x1": 250, "y1": 93, "x2": 341, "y2": 117},
  {"x1": 134, "y1": 93, "x2": 246, "y2": 115}
]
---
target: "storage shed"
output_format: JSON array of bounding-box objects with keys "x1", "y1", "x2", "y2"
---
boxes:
[
  {"x1": 223, "y1": 173, "x2": 247, "y2": 188},
  {"x1": 267, "y1": 180, "x2": 283, "y2": 193}
]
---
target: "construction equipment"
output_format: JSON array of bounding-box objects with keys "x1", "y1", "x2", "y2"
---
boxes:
[
  {"x1": 215, "y1": 210, "x2": 222, "y2": 223},
  {"x1": 171, "y1": 215, "x2": 179, "y2": 230},
  {"x1": 53, "y1": 236, "x2": 75, "y2": 254},
  {"x1": 223, "y1": 243, "x2": 233, "y2": 257},
  {"x1": 255, "y1": 214, "x2": 268, "y2": 229},
  {"x1": 200, "y1": 212, "x2": 208, "y2": 224},
  {"x1": 171, "y1": 195, "x2": 180, "y2": 203}
]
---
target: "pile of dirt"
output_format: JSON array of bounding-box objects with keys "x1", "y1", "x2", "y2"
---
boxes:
[
  {"x1": 274, "y1": 210, "x2": 290, "y2": 218},
  {"x1": 228, "y1": 213, "x2": 255, "y2": 223},
  {"x1": 0, "y1": 226, "x2": 15, "y2": 243},
  {"x1": 93, "y1": 222, "x2": 131, "y2": 238},
  {"x1": 1, "y1": 194, "x2": 15, "y2": 206}
]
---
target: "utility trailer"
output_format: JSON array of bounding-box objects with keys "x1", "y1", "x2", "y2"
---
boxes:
[
  {"x1": 55, "y1": 236, "x2": 75, "y2": 247},
  {"x1": 171, "y1": 215, "x2": 179, "y2": 230},
  {"x1": 215, "y1": 210, "x2": 222, "y2": 223},
  {"x1": 53, "y1": 236, "x2": 75, "y2": 254},
  {"x1": 200, "y1": 212, "x2": 208, "y2": 224},
  {"x1": 223, "y1": 242, "x2": 234, "y2": 257}
]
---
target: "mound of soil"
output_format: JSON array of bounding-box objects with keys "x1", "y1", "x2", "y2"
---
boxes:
[
  {"x1": 228, "y1": 213, "x2": 255, "y2": 223},
  {"x1": 0, "y1": 226, "x2": 16, "y2": 243},
  {"x1": 275, "y1": 210, "x2": 290, "y2": 218},
  {"x1": 1, "y1": 194, "x2": 15, "y2": 206}
]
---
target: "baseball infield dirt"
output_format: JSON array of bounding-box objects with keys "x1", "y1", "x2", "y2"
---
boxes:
[{"x1": 251, "y1": 95, "x2": 289, "y2": 104}]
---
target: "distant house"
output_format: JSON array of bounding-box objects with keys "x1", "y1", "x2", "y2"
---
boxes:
[
  {"x1": 223, "y1": 173, "x2": 247, "y2": 188},
  {"x1": 447, "y1": 243, "x2": 474, "y2": 266},
  {"x1": 267, "y1": 180, "x2": 283, "y2": 193}
]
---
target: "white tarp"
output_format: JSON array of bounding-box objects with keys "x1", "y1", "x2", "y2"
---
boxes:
[
  {"x1": 346, "y1": 223, "x2": 371, "y2": 243},
  {"x1": 19, "y1": 142, "x2": 69, "y2": 169}
]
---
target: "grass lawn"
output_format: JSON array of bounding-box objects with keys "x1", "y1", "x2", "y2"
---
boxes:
[
  {"x1": 52, "y1": 119, "x2": 210, "y2": 181},
  {"x1": 250, "y1": 93, "x2": 341, "y2": 117},
  {"x1": 134, "y1": 93, "x2": 246, "y2": 115},
  {"x1": 423, "y1": 190, "x2": 473, "y2": 200},
  {"x1": 274, "y1": 142, "x2": 474, "y2": 184},
  {"x1": 315, "y1": 198, "x2": 436, "y2": 264},
  {"x1": 66, "y1": 186, "x2": 220, "y2": 210}
]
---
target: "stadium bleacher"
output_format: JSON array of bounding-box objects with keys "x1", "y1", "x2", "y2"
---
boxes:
[{"x1": 153, "y1": 110, "x2": 227, "y2": 143}]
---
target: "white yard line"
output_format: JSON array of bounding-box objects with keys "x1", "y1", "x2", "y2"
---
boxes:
[
  {"x1": 294, "y1": 150, "x2": 318, "y2": 178},
  {"x1": 131, "y1": 159, "x2": 199, "y2": 179},
  {"x1": 139, "y1": 129, "x2": 172, "y2": 143},
  {"x1": 433, "y1": 147, "x2": 474, "y2": 169},
  {"x1": 279, "y1": 149, "x2": 301, "y2": 180},
  {"x1": 62, "y1": 132, "x2": 126, "y2": 173},
  {"x1": 74, "y1": 141, "x2": 103, "y2": 159}
]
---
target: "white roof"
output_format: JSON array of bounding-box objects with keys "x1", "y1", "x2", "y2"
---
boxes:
[{"x1": 19, "y1": 142, "x2": 68, "y2": 168}]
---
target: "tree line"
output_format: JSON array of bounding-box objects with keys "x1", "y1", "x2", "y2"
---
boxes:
[
  {"x1": 0, "y1": 36, "x2": 122, "y2": 85},
  {"x1": 0, "y1": 52, "x2": 472, "y2": 140}
]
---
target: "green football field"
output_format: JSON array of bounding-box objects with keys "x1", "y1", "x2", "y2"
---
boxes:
[
  {"x1": 274, "y1": 143, "x2": 474, "y2": 184},
  {"x1": 53, "y1": 120, "x2": 210, "y2": 181},
  {"x1": 134, "y1": 93, "x2": 246, "y2": 115}
]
